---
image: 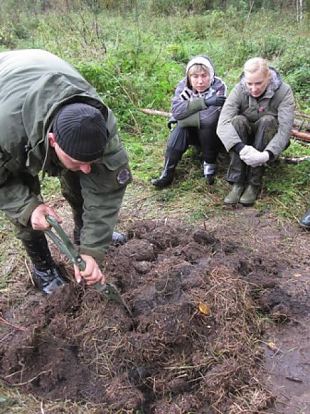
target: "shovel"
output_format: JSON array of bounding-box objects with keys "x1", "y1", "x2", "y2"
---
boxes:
[{"x1": 45, "y1": 215, "x2": 133, "y2": 317}]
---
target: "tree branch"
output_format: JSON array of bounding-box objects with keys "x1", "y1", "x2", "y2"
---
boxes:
[{"x1": 139, "y1": 108, "x2": 310, "y2": 143}]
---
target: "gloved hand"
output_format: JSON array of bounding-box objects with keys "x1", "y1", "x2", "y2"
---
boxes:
[
  {"x1": 239, "y1": 145, "x2": 255, "y2": 158},
  {"x1": 180, "y1": 87, "x2": 192, "y2": 101},
  {"x1": 205, "y1": 95, "x2": 226, "y2": 107},
  {"x1": 239, "y1": 145, "x2": 270, "y2": 167},
  {"x1": 167, "y1": 117, "x2": 177, "y2": 130}
]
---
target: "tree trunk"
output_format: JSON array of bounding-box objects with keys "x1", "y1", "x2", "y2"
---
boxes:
[{"x1": 296, "y1": 0, "x2": 303, "y2": 21}]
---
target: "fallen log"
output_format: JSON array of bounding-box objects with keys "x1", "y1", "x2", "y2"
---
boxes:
[
  {"x1": 139, "y1": 108, "x2": 310, "y2": 143},
  {"x1": 279, "y1": 155, "x2": 310, "y2": 164},
  {"x1": 294, "y1": 119, "x2": 310, "y2": 130},
  {"x1": 140, "y1": 108, "x2": 171, "y2": 117},
  {"x1": 291, "y1": 129, "x2": 310, "y2": 143},
  {"x1": 295, "y1": 111, "x2": 310, "y2": 120}
]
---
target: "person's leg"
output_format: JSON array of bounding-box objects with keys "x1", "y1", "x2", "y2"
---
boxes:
[
  {"x1": 240, "y1": 115, "x2": 278, "y2": 205},
  {"x1": 16, "y1": 225, "x2": 67, "y2": 294},
  {"x1": 248, "y1": 115, "x2": 278, "y2": 187},
  {"x1": 11, "y1": 174, "x2": 66, "y2": 294},
  {"x1": 60, "y1": 170, "x2": 84, "y2": 244},
  {"x1": 224, "y1": 115, "x2": 252, "y2": 204},
  {"x1": 60, "y1": 171, "x2": 127, "y2": 246},
  {"x1": 197, "y1": 108, "x2": 224, "y2": 184},
  {"x1": 152, "y1": 126, "x2": 190, "y2": 188}
]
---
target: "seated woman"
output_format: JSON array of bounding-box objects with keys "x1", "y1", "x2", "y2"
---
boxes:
[
  {"x1": 217, "y1": 57, "x2": 295, "y2": 205},
  {"x1": 152, "y1": 55, "x2": 227, "y2": 188}
]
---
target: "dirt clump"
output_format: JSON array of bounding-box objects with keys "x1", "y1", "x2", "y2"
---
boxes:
[{"x1": 0, "y1": 219, "x2": 292, "y2": 413}]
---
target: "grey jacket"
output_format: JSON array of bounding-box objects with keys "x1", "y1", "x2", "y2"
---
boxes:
[{"x1": 217, "y1": 68, "x2": 295, "y2": 157}]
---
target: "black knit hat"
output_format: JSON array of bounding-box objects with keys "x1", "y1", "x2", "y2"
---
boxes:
[{"x1": 53, "y1": 103, "x2": 108, "y2": 162}]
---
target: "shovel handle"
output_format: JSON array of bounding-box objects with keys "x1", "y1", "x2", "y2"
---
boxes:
[{"x1": 45, "y1": 215, "x2": 86, "y2": 271}]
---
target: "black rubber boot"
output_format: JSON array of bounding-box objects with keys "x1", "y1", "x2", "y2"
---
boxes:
[
  {"x1": 152, "y1": 151, "x2": 181, "y2": 188},
  {"x1": 31, "y1": 266, "x2": 67, "y2": 295},
  {"x1": 73, "y1": 222, "x2": 127, "y2": 248},
  {"x1": 151, "y1": 172, "x2": 174, "y2": 188},
  {"x1": 22, "y1": 233, "x2": 67, "y2": 295},
  {"x1": 299, "y1": 209, "x2": 310, "y2": 229},
  {"x1": 203, "y1": 162, "x2": 217, "y2": 185}
]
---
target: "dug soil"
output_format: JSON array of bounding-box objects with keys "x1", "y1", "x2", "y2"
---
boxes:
[{"x1": 0, "y1": 204, "x2": 309, "y2": 413}]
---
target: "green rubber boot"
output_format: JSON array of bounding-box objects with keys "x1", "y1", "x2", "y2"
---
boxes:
[
  {"x1": 239, "y1": 184, "x2": 260, "y2": 206},
  {"x1": 224, "y1": 184, "x2": 245, "y2": 205}
]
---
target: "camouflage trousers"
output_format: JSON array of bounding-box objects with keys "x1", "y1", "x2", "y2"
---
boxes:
[{"x1": 226, "y1": 114, "x2": 278, "y2": 186}]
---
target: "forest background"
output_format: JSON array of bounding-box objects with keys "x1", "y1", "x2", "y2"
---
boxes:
[{"x1": 0, "y1": 0, "x2": 309, "y2": 226}]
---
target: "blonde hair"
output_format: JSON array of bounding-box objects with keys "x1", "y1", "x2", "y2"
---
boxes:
[
  {"x1": 188, "y1": 64, "x2": 210, "y2": 77},
  {"x1": 244, "y1": 57, "x2": 271, "y2": 79}
]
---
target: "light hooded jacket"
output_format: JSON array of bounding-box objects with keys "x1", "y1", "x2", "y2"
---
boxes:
[
  {"x1": 0, "y1": 49, "x2": 130, "y2": 261},
  {"x1": 171, "y1": 56, "x2": 227, "y2": 129},
  {"x1": 217, "y1": 68, "x2": 295, "y2": 157}
]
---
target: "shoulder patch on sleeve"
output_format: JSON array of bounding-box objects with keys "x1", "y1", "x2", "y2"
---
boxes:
[{"x1": 117, "y1": 168, "x2": 131, "y2": 185}]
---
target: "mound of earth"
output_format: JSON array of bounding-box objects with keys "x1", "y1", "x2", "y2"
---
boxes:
[{"x1": 0, "y1": 214, "x2": 309, "y2": 413}]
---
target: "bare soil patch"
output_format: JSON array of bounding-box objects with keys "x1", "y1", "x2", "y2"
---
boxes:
[{"x1": 0, "y1": 204, "x2": 309, "y2": 413}]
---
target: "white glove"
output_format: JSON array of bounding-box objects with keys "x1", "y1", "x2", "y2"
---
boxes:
[
  {"x1": 239, "y1": 145, "x2": 254, "y2": 158},
  {"x1": 239, "y1": 145, "x2": 269, "y2": 167}
]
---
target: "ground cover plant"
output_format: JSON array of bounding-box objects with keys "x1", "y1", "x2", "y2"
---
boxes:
[{"x1": 0, "y1": 1, "x2": 309, "y2": 413}]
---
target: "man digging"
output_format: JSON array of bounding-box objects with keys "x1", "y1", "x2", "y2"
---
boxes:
[{"x1": 0, "y1": 49, "x2": 131, "y2": 294}]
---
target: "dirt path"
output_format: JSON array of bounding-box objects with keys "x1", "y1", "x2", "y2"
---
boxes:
[{"x1": 265, "y1": 314, "x2": 310, "y2": 414}]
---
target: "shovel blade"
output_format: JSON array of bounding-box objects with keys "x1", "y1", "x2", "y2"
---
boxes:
[{"x1": 94, "y1": 282, "x2": 133, "y2": 317}]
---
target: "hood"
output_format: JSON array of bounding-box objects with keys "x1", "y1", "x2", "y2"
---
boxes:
[{"x1": 186, "y1": 55, "x2": 215, "y2": 87}]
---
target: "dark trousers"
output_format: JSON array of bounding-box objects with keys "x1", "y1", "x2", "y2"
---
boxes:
[
  {"x1": 166, "y1": 108, "x2": 223, "y2": 164},
  {"x1": 11, "y1": 173, "x2": 82, "y2": 244},
  {"x1": 227, "y1": 114, "x2": 278, "y2": 186}
]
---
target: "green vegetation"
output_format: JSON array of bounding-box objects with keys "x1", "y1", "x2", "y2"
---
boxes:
[{"x1": 0, "y1": 0, "x2": 309, "y2": 223}]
